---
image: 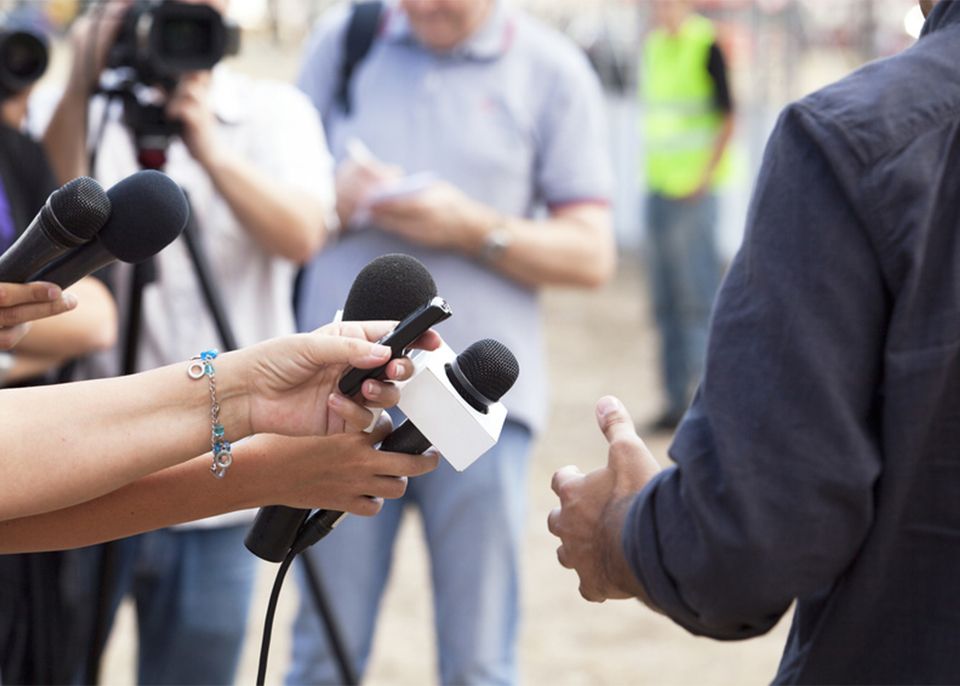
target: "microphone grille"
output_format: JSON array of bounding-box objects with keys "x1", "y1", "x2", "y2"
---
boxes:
[
  {"x1": 49, "y1": 176, "x2": 111, "y2": 242},
  {"x1": 100, "y1": 170, "x2": 189, "y2": 262},
  {"x1": 457, "y1": 339, "x2": 519, "y2": 403},
  {"x1": 343, "y1": 253, "x2": 438, "y2": 321}
]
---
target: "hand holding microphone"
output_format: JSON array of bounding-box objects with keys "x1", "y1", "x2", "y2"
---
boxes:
[
  {"x1": 246, "y1": 253, "x2": 451, "y2": 561},
  {"x1": 0, "y1": 282, "x2": 78, "y2": 349}
]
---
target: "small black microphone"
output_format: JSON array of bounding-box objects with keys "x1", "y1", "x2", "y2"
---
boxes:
[
  {"x1": 289, "y1": 339, "x2": 519, "y2": 555},
  {"x1": 32, "y1": 170, "x2": 189, "y2": 288},
  {"x1": 0, "y1": 176, "x2": 110, "y2": 282},
  {"x1": 245, "y1": 253, "x2": 442, "y2": 563}
]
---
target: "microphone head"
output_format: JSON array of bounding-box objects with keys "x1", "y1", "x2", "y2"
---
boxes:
[
  {"x1": 343, "y1": 253, "x2": 437, "y2": 321},
  {"x1": 49, "y1": 176, "x2": 111, "y2": 243},
  {"x1": 456, "y1": 339, "x2": 519, "y2": 403},
  {"x1": 100, "y1": 170, "x2": 189, "y2": 262}
]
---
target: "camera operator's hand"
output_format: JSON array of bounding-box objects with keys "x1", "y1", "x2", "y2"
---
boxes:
[
  {"x1": 0, "y1": 282, "x2": 78, "y2": 350},
  {"x1": 165, "y1": 72, "x2": 221, "y2": 168},
  {"x1": 65, "y1": 0, "x2": 130, "y2": 96}
]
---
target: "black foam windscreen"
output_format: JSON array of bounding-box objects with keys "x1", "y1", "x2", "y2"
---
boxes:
[
  {"x1": 100, "y1": 170, "x2": 189, "y2": 262},
  {"x1": 457, "y1": 339, "x2": 519, "y2": 403},
  {"x1": 50, "y1": 176, "x2": 110, "y2": 243},
  {"x1": 342, "y1": 253, "x2": 437, "y2": 321}
]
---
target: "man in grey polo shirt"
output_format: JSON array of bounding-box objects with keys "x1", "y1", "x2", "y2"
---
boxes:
[{"x1": 293, "y1": 1, "x2": 614, "y2": 683}]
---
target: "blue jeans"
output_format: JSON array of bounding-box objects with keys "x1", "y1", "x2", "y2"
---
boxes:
[
  {"x1": 286, "y1": 421, "x2": 533, "y2": 686},
  {"x1": 62, "y1": 525, "x2": 256, "y2": 685},
  {"x1": 645, "y1": 192, "x2": 722, "y2": 415}
]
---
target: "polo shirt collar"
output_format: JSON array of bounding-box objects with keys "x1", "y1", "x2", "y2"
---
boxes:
[{"x1": 384, "y1": 0, "x2": 512, "y2": 60}]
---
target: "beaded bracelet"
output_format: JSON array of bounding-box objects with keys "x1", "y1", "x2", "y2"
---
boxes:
[{"x1": 188, "y1": 349, "x2": 232, "y2": 479}]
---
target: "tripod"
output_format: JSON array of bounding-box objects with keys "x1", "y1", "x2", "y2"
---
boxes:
[{"x1": 83, "y1": 111, "x2": 357, "y2": 686}]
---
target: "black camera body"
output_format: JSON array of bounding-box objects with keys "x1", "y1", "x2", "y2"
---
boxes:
[
  {"x1": 100, "y1": 1, "x2": 240, "y2": 167},
  {"x1": 107, "y1": 1, "x2": 239, "y2": 87},
  {"x1": 0, "y1": 21, "x2": 48, "y2": 100}
]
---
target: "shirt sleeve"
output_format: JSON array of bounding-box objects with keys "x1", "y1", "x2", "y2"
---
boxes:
[
  {"x1": 623, "y1": 103, "x2": 887, "y2": 639},
  {"x1": 706, "y1": 42, "x2": 733, "y2": 114},
  {"x1": 534, "y1": 49, "x2": 613, "y2": 209},
  {"x1": 247, "y1": 82, "x2": 335, "y2": 212}
]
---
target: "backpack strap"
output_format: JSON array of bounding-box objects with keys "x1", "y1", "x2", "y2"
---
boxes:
[{"x1": 336, "y1": 0, "x2": 385, "y2": 115}]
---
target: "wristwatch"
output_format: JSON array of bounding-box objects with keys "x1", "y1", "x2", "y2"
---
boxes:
[{"x1": 479, "y1": 225, "x2": 513, "y2": 263}]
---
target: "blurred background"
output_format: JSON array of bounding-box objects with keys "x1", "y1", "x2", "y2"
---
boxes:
[{"x1": 1, "y1": 0, "x2": 925, "y2": 683}]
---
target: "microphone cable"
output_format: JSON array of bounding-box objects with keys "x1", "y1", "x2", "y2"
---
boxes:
[{"x1": 256, "y1": 549, "x2": 295, "y2": 686}]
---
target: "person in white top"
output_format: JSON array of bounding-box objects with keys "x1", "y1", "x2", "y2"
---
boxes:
[{"x1": 41, "y1": 1, "x2": 335, "y2": 682}]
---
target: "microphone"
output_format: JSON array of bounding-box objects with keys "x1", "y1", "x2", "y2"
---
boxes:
[
  {"x1": 0, "y1": 176, "x2": 110, "y2": 282},
  {"x1": 288, "y1": 338, "x2": 519, "y2": 555},
  {"x1": 244, "y1": 253, "x2": 444, "y2": 563},
  {"x1": 31, "y1": 170, "x2": 189, "y2": 288}
]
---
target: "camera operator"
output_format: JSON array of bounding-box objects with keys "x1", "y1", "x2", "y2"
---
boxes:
[{"x1": 42, "y1": 1, "x2": 336, "y2": 683}]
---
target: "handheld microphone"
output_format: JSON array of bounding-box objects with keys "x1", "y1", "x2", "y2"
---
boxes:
[
  {"x1": 31, "y1": 170, "x2": 189, "y2": 288},
  {"x1": 289, "y1": 338, "x2": 519, "y2": 555},
  {"x1": 0, "y1": 176, "x2": 110, "y2": 282},
  {"x1": 244, "y1": 253, "x2": 446, "y2": 563}
]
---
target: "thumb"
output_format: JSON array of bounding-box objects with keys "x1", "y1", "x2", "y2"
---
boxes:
[
  {"x1": 596, "y1": 396, "x2": 660, "y2": 487},
  {"x1": 595, "y1": 396, "x2": 637, "y2": 448}
]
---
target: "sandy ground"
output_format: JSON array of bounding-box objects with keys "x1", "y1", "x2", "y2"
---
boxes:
[{"x1": 101, "y1": 257, "x2": 792, "y2": 685}]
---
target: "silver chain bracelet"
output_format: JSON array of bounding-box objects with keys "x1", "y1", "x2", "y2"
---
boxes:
[{"x1": 188, "y1": 349, "x2": 232, "y2": 479}]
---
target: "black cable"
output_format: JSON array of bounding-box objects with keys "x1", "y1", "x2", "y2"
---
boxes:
[{"x1": 256, "y1": 550, "x2": 295, "y2": 686}]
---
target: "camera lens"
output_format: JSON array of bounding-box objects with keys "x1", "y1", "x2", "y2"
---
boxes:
[
  {"x1": 0, "y1": 30, "x2": 47, "y2": 84},
  {"x1": 160, "y1": 18, "x2": 214, "y2": 60}
]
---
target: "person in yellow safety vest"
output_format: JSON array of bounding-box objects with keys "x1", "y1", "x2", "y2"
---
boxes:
[{"x1": 640, "y1": 0, "x2": 735, "y2": 431}]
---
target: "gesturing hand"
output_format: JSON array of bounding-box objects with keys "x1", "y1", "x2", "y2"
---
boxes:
[{"x1": 548, "y1": 396, "x2": 661, "y2": 603}]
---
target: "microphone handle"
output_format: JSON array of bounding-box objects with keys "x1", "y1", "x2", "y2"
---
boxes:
[
  {"x1": 244, "y1": 506, "x2": 310, "y2": 563},
  {"x1": 288, "y1": 420, "x2": 433, "y2": 556},
  {"x1": 0, "y1": 210, "x2": 75, "y2": 282},
  {"x1": 30, "y1": 240, "x2": 114, "y2": 289}
]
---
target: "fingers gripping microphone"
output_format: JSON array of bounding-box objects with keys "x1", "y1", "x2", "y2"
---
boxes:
[
  {"x1": 0, "y1": 176, "x2": 110, "y2": 282},
  {"x1": 31, "y1": 170, "x2": 189, "y2": 288},
  {"x1": 289, "y1": 339, "x2": 519, "y2": 556},
  {"x1": 245, "y1": 253, "x2": 445, "y2": 563}
]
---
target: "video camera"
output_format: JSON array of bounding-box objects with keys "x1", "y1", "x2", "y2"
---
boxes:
[
  {"x1": 99, "y1": 0, "x2": 240, "y2": 166},
  {"x1": 0, "y1": 18, "x2": 48, "y2": 100},
  {"x1": 107, "y1": 1, "x2": 239, "y2": 87}
]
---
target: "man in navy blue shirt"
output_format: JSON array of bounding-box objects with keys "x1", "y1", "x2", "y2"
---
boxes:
[{"x1": 550, "y1": 1, "x2": 960, "y2": 683}]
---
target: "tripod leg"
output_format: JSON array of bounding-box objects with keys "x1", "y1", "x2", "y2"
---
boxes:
[{"x1": 298, "y1": 553, "x2": 360, "y2": 685}]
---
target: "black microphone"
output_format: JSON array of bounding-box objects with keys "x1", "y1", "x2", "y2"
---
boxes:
[
  {"x1": 289, "y1": 338, "x2": 520, "y2": 555},
  {"x1": 244, "y1": 253, "x2": 441, "y2": 563},
  {"x1": 0, "y1": 176, "x2": 110, "y2": 282},
  {"x1": 32, "y1": 170, "x2": 189, "y2": 288}
]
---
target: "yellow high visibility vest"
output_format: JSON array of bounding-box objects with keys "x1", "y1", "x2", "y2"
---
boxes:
[{"x1": 642, "y1": 14, "x2": 731, "y2": 197}]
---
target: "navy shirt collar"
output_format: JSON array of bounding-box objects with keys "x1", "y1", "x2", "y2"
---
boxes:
[{"x1": 920, "y1": 0, "x2": 960, "y2": 36}]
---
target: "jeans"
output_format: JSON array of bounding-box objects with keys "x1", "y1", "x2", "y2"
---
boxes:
[
  {"x1": 286, "y1": 421, "x2": 533, "y2": 686},
  {"x1": 62, "y1": 525, "x2": 256, "y2": 686},
  {"x1": 645, "y1": 192, "x2": 722, "y2": 416}
]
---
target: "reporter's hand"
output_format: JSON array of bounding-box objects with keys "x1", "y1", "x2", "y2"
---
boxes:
[
  {"x1": 547, "y1": 396, "x2": 660, "y2": 603},
  {"x1": 229, "y1": 320, "x2": 441, "y2": 438},
  {"x1": 0, "y1": 282, "x2": 78, "y2": 350},
  {"x1": 335, "y1": 156, "x2": 402, "y2": 230},
  {"x1": 370, "y1": 180, "x2": 494, "y2": 251},
  {"x1": 239, "y1": 416, "x2": 441, "y2": 516}
]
